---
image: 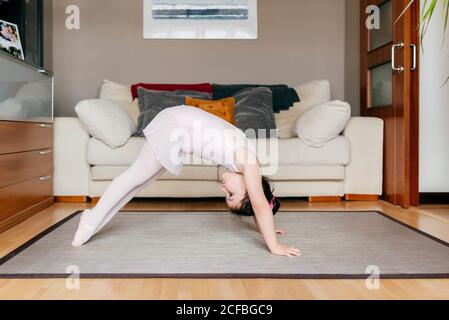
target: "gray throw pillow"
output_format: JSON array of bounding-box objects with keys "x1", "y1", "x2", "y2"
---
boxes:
[
  {"x1": 234, "y1": 87, "x2": 277, "y2": 138},
  {"x1": 134, "y1": 88, "x2": 212, "y2": 137}
]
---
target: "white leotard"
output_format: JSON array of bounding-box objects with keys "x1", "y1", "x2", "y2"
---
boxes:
[{"x1": 143, "y1": 105, "x2": 257, "y2": 176}]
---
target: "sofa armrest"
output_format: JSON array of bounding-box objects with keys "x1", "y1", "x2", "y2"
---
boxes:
[
  {"x1": 53, "y1": 117, "x2": 90, "y2": 197},
  {"x1": 343, "y1": 117, "x2": 384, "y2": 195}
]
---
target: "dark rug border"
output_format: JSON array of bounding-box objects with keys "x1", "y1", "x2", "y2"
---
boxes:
[
  {"x1": 0, "y1": 210, "x2": 83, "y2": 266},
  {"x1": 1, "y1": 210, "x2": 449, "y2": 280}
]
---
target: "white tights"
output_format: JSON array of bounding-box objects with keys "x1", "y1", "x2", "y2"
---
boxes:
[{"x1": 72, "y1": 141, "x2": 166, "y2": 246}]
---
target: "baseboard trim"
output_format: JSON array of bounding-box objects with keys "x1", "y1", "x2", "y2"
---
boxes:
[
  {"x1": 419, "y1": 193, "x2": 449, "y2": 205},
  {"x1": 0, "y1": 197, "x2": 54, "y2": 233},
  {"x1": 54, "y1": 196, "x2": 89, "y2": 203},
  {"x1": 61, "y1": 195, "x2": 381, "y2": 204},
  {"x1": 308, "y1": 196, "x2": 342, "y2": 203},
  {"x1": 345, "y1": 194, "x2": 379, "y2": 201}
]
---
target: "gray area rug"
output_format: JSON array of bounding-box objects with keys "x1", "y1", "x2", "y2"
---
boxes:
[{"x1": 1, "y1": 211, "x2": 449, "y2": 279}]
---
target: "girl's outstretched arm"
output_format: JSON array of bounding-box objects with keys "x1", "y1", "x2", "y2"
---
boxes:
[
  {"x1": 238, "y1": 150, "x2": 301, "y2": 258},
  {"x1": 253, "y1": 216, "x2": 285, "y2": 235}
]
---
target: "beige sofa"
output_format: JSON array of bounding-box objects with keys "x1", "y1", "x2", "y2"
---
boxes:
[{"x1": 53, "y1": 80, "x2": 384, "y2": 200}]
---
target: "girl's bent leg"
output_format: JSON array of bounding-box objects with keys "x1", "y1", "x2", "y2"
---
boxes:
[{"x1": 72, "y1": 142, "x2": 164, "y2": 246}]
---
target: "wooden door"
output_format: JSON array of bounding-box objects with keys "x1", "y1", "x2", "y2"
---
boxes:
[{"x1": 360, "y1": 0, "x2": 419, "y2": 208}]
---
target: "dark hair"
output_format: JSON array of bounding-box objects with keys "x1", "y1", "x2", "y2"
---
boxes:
[{"x1": 231, "y1": 177, "x2": 281, "y2": 217}]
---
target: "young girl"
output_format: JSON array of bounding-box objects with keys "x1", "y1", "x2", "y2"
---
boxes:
[{"x1": 72, "y1": 105, "x2": 301, "y2": 258}]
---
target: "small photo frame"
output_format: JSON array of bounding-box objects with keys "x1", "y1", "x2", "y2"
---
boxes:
[{"x1": 0, "y1": 19, "x2": 24, "y2": 60}]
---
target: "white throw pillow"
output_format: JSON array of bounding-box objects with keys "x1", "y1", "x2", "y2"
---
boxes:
[
  {"x1": 294, "y1": 100, "x2": 351, "y2": 148},
  {"x1": 75, "y1": 99, "x2": 137, "y2": 148},
  {"x1": 99, "y1": 79, "x2": 140, "y2": 125},
  {"x1": 275, "y1": 80, "x2": 331, "y2": 139}
]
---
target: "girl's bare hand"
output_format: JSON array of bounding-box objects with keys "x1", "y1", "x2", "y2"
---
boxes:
[{"x1": 270, "y1": 243, "x2": 301, "y2": 258}]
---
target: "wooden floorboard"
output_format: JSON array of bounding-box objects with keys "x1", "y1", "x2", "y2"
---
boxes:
[{"x1": 0, "y1": 200, "x2": 449, "y2": 300}]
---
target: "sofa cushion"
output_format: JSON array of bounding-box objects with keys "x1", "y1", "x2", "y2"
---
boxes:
[
  {"x1": 256, "y1": 136, "x2": 350, "y2": 166},
  {"x1": 185, "y1": 96, "x2": 235, "y2": 124},
  {"x1": 131, "y1": 83, "x2": 213, "y2": 100},
  {"x1": 87, "y1": 137, "x2": 216, "y2": 166},
  {"x1": 87, "y1": 135, "x2": 350, "y2": 167},
  {"x1": 212, "y1": 84, "x2": 300, "y2": 113},
  {"x1": 99, "y1": 80, "x2": 140, "y2": 125},
  {"x1": 219, "y1": 165, "x2": 345, "y2": 181},
  {"x1": 93, "y1": 165, "x2": 344, "y2": 182},
  {"x1": 294, "y1": 100, "x2": 352, "y2": 148},
  {"x1": 75, "y1": 99, "x2": 136, "y2": 148},
  {"x1": 91, "y1": 165, "x2": 218, "y2": 181},
  {"x1": 234, "y1": 87, "x2": 276, "y2": 138},
  {"x1": 134, "y1": 88, "x2": 212, "y2": 137},
  {"x1": 275, "y1": 80, "x2": 331, "y2": 139}
]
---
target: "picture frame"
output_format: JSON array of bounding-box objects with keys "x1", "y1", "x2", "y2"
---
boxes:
[
  {"x1": 0, "y1": 19, "x2": 24, "y2": 60},
  {"x1": 143, "y1": 0, "x2": 258, "y2": 40}
]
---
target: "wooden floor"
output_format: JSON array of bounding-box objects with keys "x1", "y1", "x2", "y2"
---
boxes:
[{"x1": 1, "y1": 199, "x2": 449, "y2": 300}]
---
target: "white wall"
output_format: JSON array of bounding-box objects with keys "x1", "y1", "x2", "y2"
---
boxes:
[
  {"x1": 52, "y1": 0, "x2": 346, "y2": 117},
  {"x1": 345, "y1": 0, "x2": 360, "y2": 116},
  {"x1": 420, "y1": 1, "x2": 449, "y2": 192}
]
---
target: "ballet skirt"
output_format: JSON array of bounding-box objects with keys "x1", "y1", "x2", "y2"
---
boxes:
[{"x1": 143, "y1": 105, "x2": 257, "y2": 176}]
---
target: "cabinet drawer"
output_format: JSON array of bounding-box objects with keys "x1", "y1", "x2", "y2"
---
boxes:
[
  {"x1": 0, "y1": 175, "x2": 53, "y2": 222},
  {"x1": 0, "y1": 121, "x2": 53, "y2": 154},
  {"x1": 0, "y1": 149, "x2": 53, "y2": 189}
]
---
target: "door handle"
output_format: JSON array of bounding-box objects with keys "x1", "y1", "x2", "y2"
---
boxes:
[
  {"x1": 410, "y1": 44, "x2": 417, "y2": 71},
  {"x1": 392, "y1": 42, "x2": 405, "y2": 73},
  {"x1": 37, "y1": 69, "x2": 49, "y2": 75},
  {"x1": 39, "y1": 150, "x2": 52, "y2": 155},
  {"x1": 39, "y1": 175, "x2": 52, "y2": 181}
]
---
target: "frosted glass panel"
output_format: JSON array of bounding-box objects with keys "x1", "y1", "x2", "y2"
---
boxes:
[
  {"x1": 0, "y1": 51, "x2": 53, "y2": 122},
  {"x1": 371, "y1": 63, "x2": 392, "y2": 108},
  {"x1": 370, "y1": 0, "x2": 393, "y2": 50}
]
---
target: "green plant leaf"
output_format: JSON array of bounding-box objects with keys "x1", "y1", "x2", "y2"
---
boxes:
[
  {"x1": 382, "y1": 0, "x2": 449, "y2": 86},
  {"x1": 421, "y1": 0, "x2": 437, "y2": 40},
  {"x1": 443, "y1": 0, "x2": 449, "y2": 43}
]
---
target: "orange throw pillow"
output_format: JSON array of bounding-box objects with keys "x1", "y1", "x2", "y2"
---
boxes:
[{"x1": 185, "y1": 96, "x2": 235, "y2": 125}]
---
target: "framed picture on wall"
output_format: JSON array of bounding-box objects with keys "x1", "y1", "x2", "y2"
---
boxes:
[
  {"x1": 143, "y1": 0, "x2": 258, "y2": 39},
  {"x1": 0, "y1": 19, "x2": 24, "y2": 60}
]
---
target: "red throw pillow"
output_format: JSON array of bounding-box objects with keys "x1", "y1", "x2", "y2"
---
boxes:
[{"x1": 131, "y1": 83, "x2": 213, "y2": 100}]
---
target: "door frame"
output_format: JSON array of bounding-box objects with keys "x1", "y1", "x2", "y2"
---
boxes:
[
  {"x1": 360, "y1": 0, "x2": 420, "y2": 207},
  {"x1": 409, "y1": 0, "x2": 420, "y2": 206}
]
